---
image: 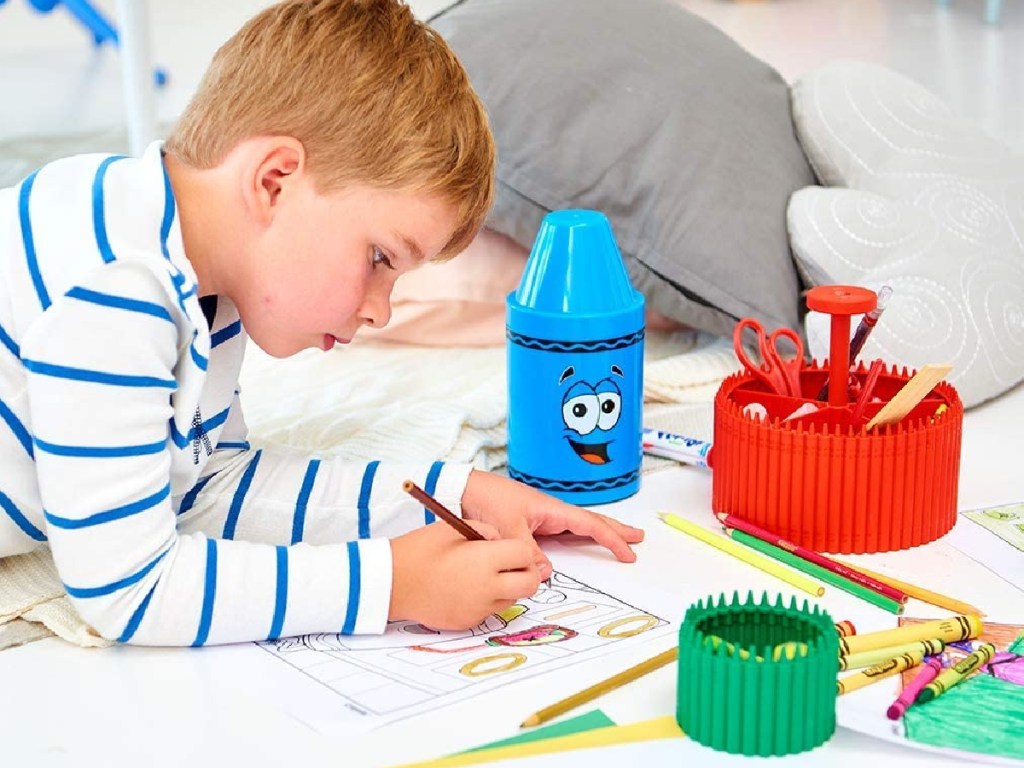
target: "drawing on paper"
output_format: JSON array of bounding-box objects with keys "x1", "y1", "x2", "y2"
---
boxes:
[
  {"x1": 257, "y1": 570, "x2": 670, "y2": 719},
  {"x1": 895, "y1": 618, "x2": 1024, "y2": 761},
  {"x1": 962, "y1": 502, "x2": 1024, "y2": 552}
]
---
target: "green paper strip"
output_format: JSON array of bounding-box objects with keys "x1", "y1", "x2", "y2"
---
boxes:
[
  {"x1": 728, "y1": 530, "x2": 903, "y2": 615},
  {"x1": 460, "y1": 710, "x2": 615, "y2": 754}
]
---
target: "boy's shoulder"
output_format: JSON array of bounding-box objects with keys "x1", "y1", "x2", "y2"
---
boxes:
[{"x1": 2, "y1": 143, "x2": 197, "y2": 328}]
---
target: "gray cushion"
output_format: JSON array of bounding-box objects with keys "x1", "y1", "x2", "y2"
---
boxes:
[
  {"x1": 431, "y1": 0, "x2": 816, "y2": 337},
  {"x1": 788, "y1": 60, "x2": 1024, "y2": 407}
]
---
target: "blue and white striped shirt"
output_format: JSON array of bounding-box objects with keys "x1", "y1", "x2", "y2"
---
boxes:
[{"x1": 0, "y1": 142, "x2": 471, "y2": 646}]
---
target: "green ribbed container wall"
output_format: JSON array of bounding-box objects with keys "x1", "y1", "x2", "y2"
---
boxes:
[{"x1": 676, "y1": 592, "x2": 838, "y2": 756}]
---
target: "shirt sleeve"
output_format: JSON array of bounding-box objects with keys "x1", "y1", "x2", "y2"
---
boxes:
[{"x1": 21, "y1": 259, "x2": 462, "y2": 646}]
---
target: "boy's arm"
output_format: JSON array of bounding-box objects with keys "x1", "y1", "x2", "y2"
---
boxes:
[
  {"x1": 21, "y1": 261, "x2": 394, "y2": 645},
  {"x1": 187, "y1": 390, "x2": 474, "y2": 544}
]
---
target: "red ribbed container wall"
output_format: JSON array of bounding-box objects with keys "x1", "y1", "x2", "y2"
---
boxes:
[{"x1": 710, "y1": 362, "x2": 962, "y2": 554}]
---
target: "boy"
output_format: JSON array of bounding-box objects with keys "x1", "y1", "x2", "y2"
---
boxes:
[{"x1": 0, "y1": 0, "x2": 642, "y2": 646}]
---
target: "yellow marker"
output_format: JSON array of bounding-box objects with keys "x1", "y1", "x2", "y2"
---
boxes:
[
  {"x1": 837, "y1": 649, "x2": 925, "y2": 696},
  {"x1": 838, "y1": 615, "x2": 982, "y2": 656},
  {"x1": 657, "y1": 513, "x2": 825, "y2": 597},
  {"x1": 917, "y1": 643, "x2": 996, "y2": 703},
  {"x1": 838, "y1": 639, "x2": 944, "y2": 671}
]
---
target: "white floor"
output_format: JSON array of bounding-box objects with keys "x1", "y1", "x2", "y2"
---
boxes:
[{"x1": 0, "y1": 0, "x2": 1021, "y2": 151}]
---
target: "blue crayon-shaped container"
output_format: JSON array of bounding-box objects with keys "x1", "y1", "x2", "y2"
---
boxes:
[{"x1": 506, "y1": 210, "x2": 645, "y2": 505}]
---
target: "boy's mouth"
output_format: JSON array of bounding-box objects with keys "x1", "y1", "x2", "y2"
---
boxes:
[{"x1": 322, "y1": 334, "x2": 351, "y2": 351}]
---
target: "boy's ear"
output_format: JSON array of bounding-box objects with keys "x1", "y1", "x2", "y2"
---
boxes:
[{"x1": 247, "y1": 138, "x2": 306, "y2": 223}]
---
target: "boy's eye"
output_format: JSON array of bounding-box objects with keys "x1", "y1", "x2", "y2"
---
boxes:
[{"x1": 372, "y1": 247, "x2": 395, "y2": 271}]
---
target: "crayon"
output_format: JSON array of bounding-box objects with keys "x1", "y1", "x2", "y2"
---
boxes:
[
  {"x1": 838, "y1": 615, "x2": 982, "y2": 656},
  {"x1": 704, "y1": 636, "x2": 808, "y2": 662},
  {"x1": 835, "y1": 620, "x2": 857, "y2": 637},
  {"x1": 838, "y1": 639, "x2": 944, "y2": 671},
  {"x1": 704, "y1": 635, "x2": 762, "y2": 662},
  {"x1": 886, "y1": 657, "x2": 942, "y2": 720},
  {"x1": 837, "y1": 649, "x2": 925, "y2": 696},
  {"x1": 772, "y1": 641, "x2": 809, "y2": 661},
  {"x1": 917, "y1": 643, "x2": 997, "y2": 703}
]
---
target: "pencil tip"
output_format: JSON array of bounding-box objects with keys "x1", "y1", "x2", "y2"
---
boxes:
[
  {"x1": 656, "y1": 512, "x2": 667, "y2": 520},
  {"x1": 521, "y1": 715, "x2": 540, "y2": 728}
]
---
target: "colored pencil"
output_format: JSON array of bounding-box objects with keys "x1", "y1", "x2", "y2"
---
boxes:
[
  {"x1": 521, "y1": 646, "x2": 678, "y2": 728},
  {"x1": 402, "y1": 480, "x2": 484, "y2": 541},
  {"x1": 658, "y1": 513, "x2": 825, "y2": 597},
  {"x1": 834, "y1": 559, "x2": 983, "y2": 617},
  {"x1": 716, "y1": 513, "x2": 907, "y2": 604},
  {"x1": 727, "y1": 530, "x2": 903, "y2": 615}
]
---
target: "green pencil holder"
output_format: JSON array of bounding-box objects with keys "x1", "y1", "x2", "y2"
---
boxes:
[{"x1": 676, "y1": 592, "x2": 838, "y2": 756}]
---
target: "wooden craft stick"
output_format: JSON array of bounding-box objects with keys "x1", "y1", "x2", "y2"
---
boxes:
[{"x1": 865, "y1": 363, "x2": 952, "y2": 430}]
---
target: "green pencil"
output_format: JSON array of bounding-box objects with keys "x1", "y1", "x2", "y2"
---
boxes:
[{"x1": 727, "y1": 530, "x2": 903, "y2": 615}]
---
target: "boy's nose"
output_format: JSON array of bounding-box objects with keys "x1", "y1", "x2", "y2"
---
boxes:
[{"x1": 359, "y1": 290, "x2": 392, "y2": 329}]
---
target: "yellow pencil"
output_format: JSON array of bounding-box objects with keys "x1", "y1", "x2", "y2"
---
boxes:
[
  {"x1": 835, "y1": 560, "x2": 983, "y2": 616},
  {"x1": 520, "y1": 647, "x2": 678, "y2": 728},
  {"x1": 658, "y1": 513, "x2": 825, "y2": 597}
]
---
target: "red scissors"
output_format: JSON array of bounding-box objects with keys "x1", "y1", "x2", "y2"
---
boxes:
[{"x1": 733, "y1": 318, "x2": 805, "y2": 397}]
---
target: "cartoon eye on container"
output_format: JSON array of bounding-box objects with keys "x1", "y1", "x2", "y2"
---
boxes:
[{"x1": 560, "y1": 365, "x2": 624, "y2": 465}]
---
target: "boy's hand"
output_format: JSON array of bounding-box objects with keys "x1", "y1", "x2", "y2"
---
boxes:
[
  {"x1": 389, "y1": 519, "x2": 541, "y2": 630},
  {"x1": 460, "y1": 470, "x2": 645, "y2": 581}
]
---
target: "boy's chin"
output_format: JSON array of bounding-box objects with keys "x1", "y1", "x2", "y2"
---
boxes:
[{"x1": 249, "y1": 335, "x2": 305, "y2": 359}]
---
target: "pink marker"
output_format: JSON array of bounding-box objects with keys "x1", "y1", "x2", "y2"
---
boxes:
[{"x1": 886, "y1": 656, "x2": 942, "y2": 720}]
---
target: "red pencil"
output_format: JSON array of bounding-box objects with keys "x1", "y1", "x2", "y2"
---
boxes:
[{"x1": 714, "y1": 513, "x2": 908, "y2": 604}]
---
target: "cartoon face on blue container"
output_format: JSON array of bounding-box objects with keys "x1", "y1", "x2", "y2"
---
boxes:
[
  {"x1": 559, "y1": 364, "x2": 625, "y2": 465},
  {"x1": 505, "y1": 208, "x2": 644, "y2": 505}
]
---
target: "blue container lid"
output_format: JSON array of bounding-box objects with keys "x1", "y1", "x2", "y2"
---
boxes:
[{"x1": 507, "y1": 210, "x2": 644, "y2": 340}]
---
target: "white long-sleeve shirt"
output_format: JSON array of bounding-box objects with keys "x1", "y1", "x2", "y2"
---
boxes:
[{"x1": 0, "y1": 142, "x2": 472, "y2": 646}]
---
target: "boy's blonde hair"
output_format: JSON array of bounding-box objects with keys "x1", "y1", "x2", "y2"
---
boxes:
[{"x1": 165, "y1": 0, "x2": 494, "y2": 260}]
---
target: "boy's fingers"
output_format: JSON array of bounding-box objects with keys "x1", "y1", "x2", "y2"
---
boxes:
[
  {"x1": 487, "y1": 539, "x2": 538, "y2": 571},
  {"x1": 497, "y1": 566, "x2": 542, "y2": 599},
  {"x1": 464, "y1": 520, "x2": 501, "y2": 541},
  {"x1": 566, "y1": 514, "x2": 638, "y2": 563},
  {"x1": 597, "y1": 513, "x2": 645, "y2": 543}
]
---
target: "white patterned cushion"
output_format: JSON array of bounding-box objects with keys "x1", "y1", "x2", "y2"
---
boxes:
[{"x1": 787, "y1": 60, "x2": 1024, "y2": 407}]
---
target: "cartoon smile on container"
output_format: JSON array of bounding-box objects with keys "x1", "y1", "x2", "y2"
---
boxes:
[{"x1": 560, "y1": 365, "x2": 624, "y2": 465}]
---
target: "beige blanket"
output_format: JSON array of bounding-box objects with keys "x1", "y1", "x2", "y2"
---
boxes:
[{"x1": 0, "y1": 330, "x2": 737, "y2": 649}]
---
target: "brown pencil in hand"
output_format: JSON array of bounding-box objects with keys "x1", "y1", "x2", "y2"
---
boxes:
[{"x1": 402, "y1": 480, "x2": 484, "y2": 541}]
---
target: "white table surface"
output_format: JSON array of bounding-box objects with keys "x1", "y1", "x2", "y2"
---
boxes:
[{"x1": 2, "y1": 384, "x2": 1022, "y2": 768}]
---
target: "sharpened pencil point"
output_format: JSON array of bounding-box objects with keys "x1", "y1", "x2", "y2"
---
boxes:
[{"x1": 521, "y1": 714, "x2": 541, "y2": 728}]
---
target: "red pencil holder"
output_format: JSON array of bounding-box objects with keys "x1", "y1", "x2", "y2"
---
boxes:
[{"x1": 710, "y1": 287, "x2": 963, "y2": 554}]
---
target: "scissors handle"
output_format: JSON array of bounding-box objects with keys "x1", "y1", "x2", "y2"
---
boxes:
[{"x1": 733, "y1": 319, "x2": 805, "y2": 397}]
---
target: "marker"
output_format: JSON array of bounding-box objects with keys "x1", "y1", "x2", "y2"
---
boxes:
[
  {"x1": 839, "y1": 639, "x2": 944, "y2": 671},
  {"x1": 887, "y1": 657, "x2": 942, "y2": 720},
  {"x1": 642, "y1": 428, "x2": 711, "y2": 468},
  {"x1": 838, "y1": 615, "x2": 982, "y2": 656},
  {"x1": 837, "y1": 649, "x2": 925, "y2": 696},
  {"x1": 917, "y1": 643, "x2": 996, "y2": 703}
]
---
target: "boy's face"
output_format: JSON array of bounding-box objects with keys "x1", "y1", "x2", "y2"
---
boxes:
[{"x1": 240, "y1": 180, "x2": 458, "y2": 358}]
